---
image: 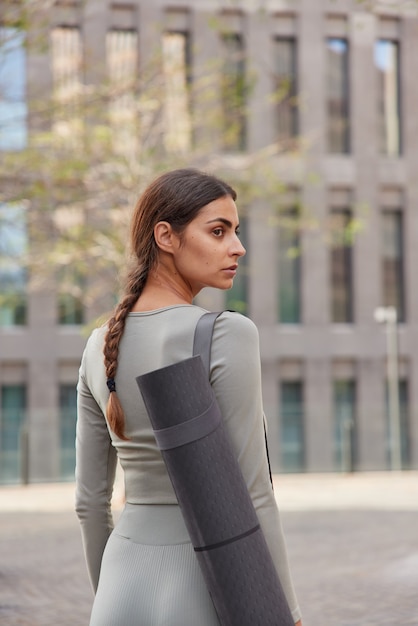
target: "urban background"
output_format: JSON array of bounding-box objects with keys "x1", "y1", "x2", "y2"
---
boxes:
[{"x1": 1, "y1": 0, "x2": 418, "y2": 484}]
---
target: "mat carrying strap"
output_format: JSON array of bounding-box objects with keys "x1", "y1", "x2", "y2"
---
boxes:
[{"x1": 193, "y1": 311, "x2": 274, "y2": 488}]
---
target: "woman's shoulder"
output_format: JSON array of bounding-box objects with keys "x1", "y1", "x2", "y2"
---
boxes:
[
  {"x1": 214, "y1": 311, "x2": 259, "y2": 346},
  {"x1": 82, "y1": 325, "x2": 107, "y2": 360},
  {"x1": 218, "y1": 310, "x2": 258, "y2": 332}
]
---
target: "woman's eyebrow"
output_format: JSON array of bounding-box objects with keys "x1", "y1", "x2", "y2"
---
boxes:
[{"x1": 206, "y1": 218, "x2": 239, "y2": 229}]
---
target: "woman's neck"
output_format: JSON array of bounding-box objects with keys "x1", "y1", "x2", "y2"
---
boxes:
[{"x1": 131, "y1": 266, "x2": 194, "y2": 312}]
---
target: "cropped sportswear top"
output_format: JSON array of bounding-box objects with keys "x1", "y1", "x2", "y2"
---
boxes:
[{"x1": 75, "y1": 305, "x2": 301, "y2": 622}]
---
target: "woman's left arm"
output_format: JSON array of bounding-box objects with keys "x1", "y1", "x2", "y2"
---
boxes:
[{"x1": 210, "y1": 313, "x2": 302, "y2": 623}]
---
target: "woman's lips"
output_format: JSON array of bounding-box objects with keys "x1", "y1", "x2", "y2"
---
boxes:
[{"x1": 222, "y1": 265, "x2": 238, "y2": 277}]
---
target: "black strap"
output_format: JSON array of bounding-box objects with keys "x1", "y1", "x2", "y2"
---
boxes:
[
  {"x1": 193, "y1": 311, "x2": 223, "y2": 373},
  {"x1": 193, "y1": 311, "x2": 274, "y2": 489}
]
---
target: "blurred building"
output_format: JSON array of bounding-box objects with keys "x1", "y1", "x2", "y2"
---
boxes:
[{"x1": 1, "y1": 0, "x2": 418, "y2": 482}]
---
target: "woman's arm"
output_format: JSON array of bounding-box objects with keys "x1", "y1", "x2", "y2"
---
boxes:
[
  {"x1": 210, "y1": 312, "x2": 302, "y2": 623},
  {"x1": 75, "y1": 356, "x2": 117, "y2": 592}
]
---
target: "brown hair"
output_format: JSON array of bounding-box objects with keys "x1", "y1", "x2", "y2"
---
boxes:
[{"x1": 103, "y1": 168, "x2": 236, "y2": 439}]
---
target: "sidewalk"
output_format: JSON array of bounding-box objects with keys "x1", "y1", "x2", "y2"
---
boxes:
[
  {"x1": 1, "y1": 470, "x2": 417, "y2": 513},
  {"x1": 1, "y1": 471, "x2": 417, "y2": 626}
]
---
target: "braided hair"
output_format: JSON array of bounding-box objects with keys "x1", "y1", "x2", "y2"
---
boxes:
[{"x1": 103, "y1": 168, "x2": 236, "y2": 439}]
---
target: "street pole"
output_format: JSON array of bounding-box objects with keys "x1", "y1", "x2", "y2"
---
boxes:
[{"x1": 385, "y1": 307, "x2": 402, "y2": 471}]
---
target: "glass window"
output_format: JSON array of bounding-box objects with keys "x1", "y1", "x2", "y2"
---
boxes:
[
  {"x1": 273, "y1": 37, "x2": 297, "y2": 145},
  {"x1": 280, "y1": 381, "x2": 304, "y2": 472},
  {"x1": 0, "y1": 27, "x2": 27, "y2": 150},
  {"x1": 58, "y1": 292, "x2": 83, "y2": 325},
  {"x1": 278, "y1": 210, "x2": 301, "y2": 323},
  {"x1": 0, "y1": 203, "x2": 27, "y2": 326},
  {"x1": 0, "y1": 384, "x2": 26, "y2": 484},
  {"x1": 225, "y1": 215, "x2": 248, "y2": 314},
  {"x1": 107, "y1": 28, "x2": 138, "y2": 156},
  {"x1": 334, "y1": 380, "x2": 356, "y2": 471},
  {"x1": 330, "y1": 208, "x2": 353, "y2": 323},
  {"x1": 221, "y1": 33, "x2": 247, "y2": 152},
  {"x1": 382, "y1": 210, "x2": 404, "y2": 322},
  {"x1": 326, "y1": 38, "x2": 350, "y2": 154},
  {"x1": 57, "y1": 267, "x2": 84, "y2": 325},
  {"x1": 162, "y1": 31, "x2": 192, "y2": 154},
  {"x1": 375, "y1": 40, "x2": 401, "y2": 156},
  {"x1": 59, "y1": 383, "x2": 77, "y2": 479},
  {"x1": 51, "y1": 26, "x2": 83, "y2": 144},
  {"x1": 385, "y1": 380, "x2": 410, "y2": 469}
]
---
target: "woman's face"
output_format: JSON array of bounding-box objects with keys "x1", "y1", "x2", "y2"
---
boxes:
[{"x1": 171, "y1": 195, "x2": 246, "y2": 296}]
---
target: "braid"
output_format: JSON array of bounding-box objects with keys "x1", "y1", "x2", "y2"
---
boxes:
[{"x1": 104, "y1": 264, "x2": 149, "y2": 439}]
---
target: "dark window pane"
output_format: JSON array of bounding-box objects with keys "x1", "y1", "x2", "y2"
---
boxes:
[
  {"x1": 382, "y1": 211, "x2": 404, "y2": 322},
  {"x1": 273, "y1": 38, "x2": 298, "y2": 146},
  {"x1": 221, "y1": 33, "x2": 247, "y2": 152},
  {"x1": 58, "y1": 292, "x2": 84, "y2": 325},
  {"x1": 0, "y1": 384, "x2": 27, "y2": 483},
  {"x1": 280, "y1": 381, "x2": 304, "y2": 472},
  {"x1": 326, "y1": 38, "x2": 350, "y2": 154},
  {"x1": 278, "y1": 211, "x2": 300, "y2": 323},
  {"x1": 330, "y1": 209, "x2": 353, "y2": 323},
  {"x1": 59, "y1": 384, "x2": 77, "y2": 479},
  {"x1": 57, "y1": 264, "x2": 84, "y2": 325},
  {"x1": 0, "y1": 203, "x2": 27, "y2": 326}
]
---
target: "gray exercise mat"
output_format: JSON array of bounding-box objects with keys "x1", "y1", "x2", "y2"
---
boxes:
[{"x1": 136, "y1": 313, "x2": 294, "y2": 626}]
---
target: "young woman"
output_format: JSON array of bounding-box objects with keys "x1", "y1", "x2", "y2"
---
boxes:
[{"x1": 76, "y1": 168, "x2": 302, "y2": 625}]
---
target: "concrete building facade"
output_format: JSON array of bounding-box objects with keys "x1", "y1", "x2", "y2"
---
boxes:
[{"x1": 1, "y1": 0, "x2": 418, "y2": 482}]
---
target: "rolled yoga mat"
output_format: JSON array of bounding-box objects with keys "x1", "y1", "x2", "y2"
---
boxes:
[{"x1": 135, "y1": 312, "x2": 294, "y2": 626}]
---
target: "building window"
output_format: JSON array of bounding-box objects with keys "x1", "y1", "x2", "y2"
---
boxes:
[
  {"x1": 57, "y1": 267, "x2": 84, "y2": 325},
  {"x1": 0, "y1": 384, "x2": 26, "y2": 484},
  {"x1": 278, "y1": 210, "x2": 301, "y2": 323},
  {"x1": 385, "y1": 380, "x2": 410, "y2": 469},
  {"x1": 273, "y1": 37, "x2": 297, "y2": 146},
  {"x1": 280, "y1": 381, "x2": 304, "y2": 472},
  {"x1": 0, "y1": 203, "x2": 27, "y2": 326},
  {"x1": 221, "y1": 33, "x2": 247, "y2": 152},
  {"x1": 59, "y1": 383, "x2": 77, "y2": 479},
  {"x1": 334, "y1": 380, "x2": 356, "y2": 472},
  {"x1": 162, "y1": 31, "x2": 192, "y2": 154},
  {"x1": 0, "y1": 26, "x2": 27, "y2": 151},
  {"x1": 375, "y1": 40, "x2": 401, "y2": 156},
  {"x1": 330, "y1": 208, "x2": 353, "y2": 323},
  {"x1": 57, "y1": 268, "x2": 84, "y2": 325},
  {"x1": 107, "y1": 28, "x2": 138, "y2": 156},
  {"x1": 382, "y1": 210, "x2": 404, "y2": 322},
  {"x1": 51, "y1": 25, "x2": 83, "y2": 144},
  {"x1": 326, "y1": 38, "x2": 349, "y2": 154},
  {"x1": 225, "y1": 214, "x2": 248, "y2": 314}
]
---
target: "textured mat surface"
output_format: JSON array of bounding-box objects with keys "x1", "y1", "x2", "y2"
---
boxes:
[{"x1": 136, "y1": 354, "x2": 294, "y2": 626}]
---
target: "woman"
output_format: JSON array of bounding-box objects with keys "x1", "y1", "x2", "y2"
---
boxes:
[{"x1": 76, "y1": 168, "x2": 302, "y2": 625}]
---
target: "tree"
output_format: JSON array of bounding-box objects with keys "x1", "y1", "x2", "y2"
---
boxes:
[{"x1": 0, "y1": 0, "x2": 364, "y2": 323}]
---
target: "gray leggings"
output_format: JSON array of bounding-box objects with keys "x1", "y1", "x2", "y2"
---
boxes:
[{"x1": 89, "y1": 504, "x2": 220, "y2": 626}]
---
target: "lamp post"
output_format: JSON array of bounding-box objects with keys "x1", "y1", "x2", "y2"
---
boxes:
[{"x1": 374, "y1": 306, "x2": 401, "y2": 471}]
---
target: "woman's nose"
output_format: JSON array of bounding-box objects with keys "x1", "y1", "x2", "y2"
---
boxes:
[{"x1": 232, "y1": 235, "x2": 246, "y2": 258}]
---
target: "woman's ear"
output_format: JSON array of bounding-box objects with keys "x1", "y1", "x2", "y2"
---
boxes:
[{"x1": 154, "y1": 221, "x2": 178, "y2": 254}]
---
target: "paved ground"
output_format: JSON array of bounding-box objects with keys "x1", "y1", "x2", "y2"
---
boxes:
[{"x1": 0, "y1": 471, "x2": 417, "y2": 626}]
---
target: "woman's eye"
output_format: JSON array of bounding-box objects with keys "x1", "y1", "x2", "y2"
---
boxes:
[{"x1": 212, "y1": 228, "x2": 224, "y2": 237}]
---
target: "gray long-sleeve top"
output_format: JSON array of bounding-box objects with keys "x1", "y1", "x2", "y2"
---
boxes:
[{"x1": 76, "y1": 305, "x2": 301, "y2": 623}]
